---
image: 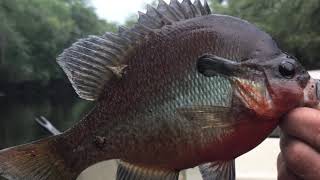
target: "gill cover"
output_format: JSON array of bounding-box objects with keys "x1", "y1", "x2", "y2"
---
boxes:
[{"x1": 197, "y1": 54, "x2": 272, "y2": 114}]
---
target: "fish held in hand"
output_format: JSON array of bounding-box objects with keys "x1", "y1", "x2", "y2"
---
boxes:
[{"x1": 1, "y1": 0, "x2": 320, "y2": 180}]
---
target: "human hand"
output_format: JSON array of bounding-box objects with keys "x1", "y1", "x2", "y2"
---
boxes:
[{"x1": 277, "y1": 107, "x2": 320, "y2": 180}]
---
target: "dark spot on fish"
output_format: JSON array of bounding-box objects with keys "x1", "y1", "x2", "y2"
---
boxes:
[
  {"x1": 93, "y1": 136, "x2": 107, "y2": 149},
  {"x1": 30, "y1": 150, "x2": 36, "y2": 157},
  {"x1": 72, "y1": 146, "x2": 85, "y2": 153}
]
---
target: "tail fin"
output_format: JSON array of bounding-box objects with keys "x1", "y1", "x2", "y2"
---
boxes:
[{"x1": 0, "y1": 136, "x2": 78, "y2": 180}]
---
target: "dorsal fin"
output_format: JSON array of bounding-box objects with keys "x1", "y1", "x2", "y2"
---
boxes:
[
  {"x1": 181, "y1": 0, "x2": 197, "y2": 18},
  {"x1": 57, "y1": 0, "x2": 212, "y2": 101}
]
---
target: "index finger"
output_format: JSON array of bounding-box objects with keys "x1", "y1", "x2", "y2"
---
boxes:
[{"x1": 281, "y1": 107, "x2": 320, "y2": 150}]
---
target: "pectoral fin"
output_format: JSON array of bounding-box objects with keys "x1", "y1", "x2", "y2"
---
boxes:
[
  {"x1": 116, "y1": 161, "x2": 179, "y2": 180},
  {"x1": 199, "y1": 160, "x2": 235, "y2": 180},
  {"x1": 177, "y1": 106, "x2": 234, "y2": 128}
]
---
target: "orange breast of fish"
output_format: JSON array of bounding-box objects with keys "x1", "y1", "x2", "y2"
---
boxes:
[
  {"x1": 199, "y1": 118, "x2": 279, "y2": 163},
  {"x1": 194, "y1": 79, "x2": 304, "y2": 166}
]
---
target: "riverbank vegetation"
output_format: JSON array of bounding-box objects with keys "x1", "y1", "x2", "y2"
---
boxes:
[{"x1": 0, "y1": 0, "x2": 116, "y2": 85}]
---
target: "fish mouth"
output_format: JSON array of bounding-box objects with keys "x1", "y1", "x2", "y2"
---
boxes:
[
  {"x1": 316, "y1": 79, "x2": 320, "y2": 100},
  {"x1": 303, "y1": 78, "x2": 320, "y2": 108}
]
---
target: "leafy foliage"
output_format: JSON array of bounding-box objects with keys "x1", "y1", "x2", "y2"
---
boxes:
[
  {"x1": 0, "y1": 0, "x2": 116, "y2": 83},
  {"x1": 210, "y1": 0, "x2": 320, "y2": 69}
]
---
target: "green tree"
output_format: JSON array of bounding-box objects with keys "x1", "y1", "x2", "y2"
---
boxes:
[{"x1": 0, "y1": 0, "x2": 116, "y2": 84}]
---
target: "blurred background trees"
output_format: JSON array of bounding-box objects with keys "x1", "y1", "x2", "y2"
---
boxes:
[{"x1": 0, "y1": 0, "x2": 116, "y2": 84}]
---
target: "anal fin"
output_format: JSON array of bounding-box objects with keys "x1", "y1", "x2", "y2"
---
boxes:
[
  {"x1": 199, "y1": 160, "x2": 235, "y2": 180},
  {"x1": 116, "y1": 161, "x2": 179, "y2": 180}
]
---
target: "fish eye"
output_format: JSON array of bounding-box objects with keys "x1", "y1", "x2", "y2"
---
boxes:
[{"x1": 279, "y1": 61, "x2": 295, "y2": 79}]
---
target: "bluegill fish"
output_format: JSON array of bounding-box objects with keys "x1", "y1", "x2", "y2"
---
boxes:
[{"x1": 1, "y1": 0, "x2": 320, "y2": 180}]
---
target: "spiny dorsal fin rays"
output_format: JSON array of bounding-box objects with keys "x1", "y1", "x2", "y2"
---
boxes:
[
  {"x1": 137, "y1": 0, "x2": 212, "y2": 30},
  {"x1": 169, "y1": 0, "x2": 188, "y2": 19},
  {"x1": 118, "y1": 26, "x2": 128, "y2": 34},
  {"x1": 146, "y1": 4, "x2": 174, "y2": 25},
  {"x1": 194, "y1": 0, "x2": 207, "y2": 15},
  {"x1": 203, "y1": 0, "x2": 212, "y2": 14},
  {"x1": 157, "y1": 0, "x2": 181, "y2": 21},
  {"x1": 169, "y1": 0, "x2": 186, "y2": 21},
  {"x1": 57, "y1": 0, "x2": 212, "y2": 101},
  {"x1": 138, "y1": 11, "x2": 163, "y2": 29},
  {"x1": 181, "y1": 0, "x2": 197, "y2": 18},
  {"x1": 118, "y1": 26, "x2": 139, "y2": 42},
  {"x1": 132, "y1": 23, "x2": 156, "y2": 36}
]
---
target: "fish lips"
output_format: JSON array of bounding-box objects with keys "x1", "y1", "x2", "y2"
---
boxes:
[
  {"x1": 302, "y1": 78, "x2": 320, "y2": 108},
  {"x1": 316, "y1": 79, "x2": 320, "y2": 100}
]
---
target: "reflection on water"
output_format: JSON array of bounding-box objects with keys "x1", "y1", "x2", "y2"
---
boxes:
[{"x1": 0, "y1": 93, "x2": 92, "y2": 150}]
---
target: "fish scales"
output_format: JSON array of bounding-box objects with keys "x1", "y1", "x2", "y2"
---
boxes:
[
  {"x1": 47, "y1": 17, "x2": 242, "y2": 170},
  {"x1": 55, "y1": 16, "x2": 276, "y2": 169}
]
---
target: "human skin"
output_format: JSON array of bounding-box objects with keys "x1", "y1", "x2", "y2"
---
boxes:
[{"x1": 277, "y1": 107, "x2": 320, "y2": 180}]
